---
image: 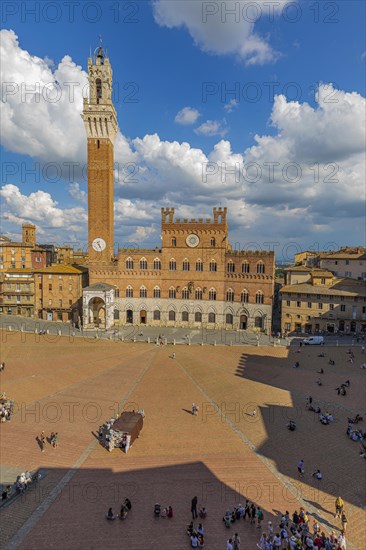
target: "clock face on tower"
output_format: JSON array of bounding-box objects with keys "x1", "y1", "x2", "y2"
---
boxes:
[
  {"x1": 186, "y1": 234, "x2": 200, "y2": 248},
  {"x1": 92, "y1": 238, "x2": 106, "y2": 252}
]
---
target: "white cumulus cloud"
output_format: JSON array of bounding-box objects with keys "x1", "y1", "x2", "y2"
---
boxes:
[
  {"x1": 174, "y1": 106, "x2": 201, "y2": 125},
  {"x1": 152, "y1": 0, "x2": 293, "y2": 65},
  {"x1": 195, "y1": 119, "x2": 229, "y2": 137}
]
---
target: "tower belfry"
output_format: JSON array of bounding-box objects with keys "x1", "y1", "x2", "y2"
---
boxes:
[{"x1": 82, "y1": 42, "x2": 118, "y2": 264}]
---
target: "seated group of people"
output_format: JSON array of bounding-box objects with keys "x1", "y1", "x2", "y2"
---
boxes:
[
  {"x1": 319, "y1": 412, "x2": 333, "y2": 425},
  {"x1": 187, "y1": 522, "x2": 205, "y2": 547},
  {"x1": 0, "y1": 395, "x2": 14, "y2": 423},
  {"x1": 16, "y1": 471, "x2": 32, "y2": 493},
  {"x1": 154, "y1": 504, "x2": 173, "y2": 518},
  {"x1": 346, "y1": 424, "x2": 365, "y2": 441},
  {"x1": 105, "y1": 498, "x2": 132, "y2": 520}
]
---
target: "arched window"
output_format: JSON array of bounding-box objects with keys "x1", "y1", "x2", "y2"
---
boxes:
[
  {"x1": 140, "y1": 286, "x2": 147, "y2": 298},
  {"x1": 211, "y1": 238, "x2": 216, "y2": 247},
  {"x1": 126, "y1": 257, "x2": 133, "y2": 269},
  {"x1": 153, "y1": 258, "x2": 161, "y2": 270},
  {"x1": 169, "y1": 287, "x2": 176, "y2": 299},
  {"x1": 257, "y1": 261, "x2": 265, "y2": 274},
  {"x1": 256, "y1": 291, "x2": 264, "y2": 304},
  {"x1": 227, "y1": 260, "x2": 235, "y2": 273},
  {"x1": 241, "y1": 290, "x2": 249, "y2": 303},
  {"x1": 209, "y1": 260, "x2": 217, "y2": 272},
  {"x1": 255, "y1": 316, "x2": 263, "y2": 328},
  {"x1": 242, "y1": 262, "x2": 250, "y2": 274},
  {"x1": 153, "y1": 286, "x2": 161, "y2": 298},
  {"x1": 153, "y1": 310, "x2": 160, "y2": 321},
  {"x1": 195, "y1": 288, "x2": 203, "y2": 300},
  {"x1": 172, "y1": 237, "x2": 176, "y2": 247},
  {"x1": 208, "y1": 312, "x2": 216, "y2": 323},
  {"x1": 168, "y1": 310, "x2": 176, "y2": 321},
  {"x1": 126, "y1": 285, "x2": 133, "y2": 298},
  {"x1": 209, "y1": 288, "x2": 216, "y2": 301},
  {"x1": 140, "y1": 257, "x2": 147, "y2": 270},
  {"x1": 226, "y1": 313, "x2": 233, "y2": 325},
  {"x1": 182, "y1": 259, "x2": 190, "y2": 271},
  {"x1": 96, "y1": 78, "x2": 102, "y2": 101},
  {"x1": 226, "y1": 289, "x2": 234, "y2": 302},
  {"x1": 196, "y1": 259, "x2": 203, "y2": 272},
  {"x1": 182, "y1": 311, "x2": 189, "y2": 322},
  {"x1": 182, "y1": 287, "x2": 189, "y2": 300},
  {"x1": 114, "y1": 309, "x2": 120, "y2": 320},
  {"x1": 195, "y1": 311, "x2": 202, "y2": 323},
  {"x1": 169, "y1": 259, "x2": 176, "y2": 271}
]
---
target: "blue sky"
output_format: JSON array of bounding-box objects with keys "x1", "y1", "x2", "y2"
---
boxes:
[{"x1": 1, "y1": 0, "x2": 365, "y2": 259}]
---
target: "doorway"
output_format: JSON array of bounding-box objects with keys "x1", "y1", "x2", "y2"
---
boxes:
[
  {"x1": 239, "y1": 314, "x2": 247, "y2": 330},
  {"x1": 140, "y1": 310, "x2": 147, "y2": 324},
  {"x1": 126, "y1": 309, "x2": 133, "y2": 324}
]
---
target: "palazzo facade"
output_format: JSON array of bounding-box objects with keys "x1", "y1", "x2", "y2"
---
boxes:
[{"x1": 82, "y1": 46, "x2": 275, "y2": 331}]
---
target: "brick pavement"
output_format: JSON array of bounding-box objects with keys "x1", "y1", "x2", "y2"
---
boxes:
[{"x1": 0, "y1": 333, "x2": 365, "y2": 549}]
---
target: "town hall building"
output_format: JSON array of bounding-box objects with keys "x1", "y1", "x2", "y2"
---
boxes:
[{"x1": 82, "y1": 46, "x2": 275, "y2": 331}]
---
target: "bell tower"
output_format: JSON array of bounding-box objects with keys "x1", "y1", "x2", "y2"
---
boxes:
[{"x1": 82, "y1": 41, "x2": 118, "y2": 264}]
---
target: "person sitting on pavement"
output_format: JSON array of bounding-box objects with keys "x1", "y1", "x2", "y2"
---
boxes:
[
  {"x1": 312, "y1": 469, "x2": 322, "y2": 480},
  {"x1": 199, "y1": 506, "x2": 207, "y2": 518},
  {"x1": 106, "y1": 507, "x2": 116, "y2": 520}
]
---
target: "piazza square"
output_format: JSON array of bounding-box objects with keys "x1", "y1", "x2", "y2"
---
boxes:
[{"x1": 0, "y1": 332, "x2": 365, "y2": 549}]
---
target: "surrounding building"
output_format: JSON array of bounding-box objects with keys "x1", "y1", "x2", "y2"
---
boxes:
[
  {"x1": 82, "y1": 46, "x2": 275, "y2": 331},
  {"x1": 0, "y1": 264, "x2": 88, "y2": 323},
  {"x1": 280, "y1": 270, "x2": 366, "y2": 334}
]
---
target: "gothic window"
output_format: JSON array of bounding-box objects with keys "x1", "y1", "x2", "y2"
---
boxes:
[
  {"x1": 172, "y1": 238, "x2": 176, "y2": 247},
  {"x1": 153, "y1": 258, "x2": 161, "y2": 270},
  {"x1": 209, "y1": 260, "x2": 217, "y2": 272},
  {"x1": 208, "y1": 312, "x2": 216, "y2": 323},
  {"x1": 182, "y1": 259, "x2": 190, "y2": 271},
  {"x1": 168, "y1": 310, "x2": 176, "y2": 321},
  {"x1": 96, "y1": 78, "x2": 102, "y2": 102},
  {"x1": 227, "y1": 261, "x2": 235, "y2": 273},
  {"x1": 226, "y1": 313, "x2": 233, "y2": 325},
  {"x1": 126, "y1": 257, "x2": 134, "y2": 269},
  {"x1": 182, "y1": 311, "x2": 189, "y2": 322},
  {"x1": 255, "y1": 316, "x2": 263, "y2": 328},
  {"x1": 196, "y1": 259, "x2": 203, "y2": 271},
  {"x1": 195, "y1": 288, "x2": 203, "y2": 300},
  {"x1": 153, "y1": 310, "x2": 160, "y2": 321},
  {"x1": 182, "y1": 288, "x2": 189, "y2": 300},
  {"x1": 169, "y1": 287, "x2": 176, "y2": 299},
  {"x1": 140, "y1": 258, "x2": 147, "y2": 270},
  {"x1": 195, "y1": 311, "x2": 202, "y2": 322},
  {"x1": 209, "y1": 288, "x2": 217, "y2": 301},
  {"x1": 242, "y1": 262, "x2": 250, "y2": 273},
  {"x1": 226, "y1": 289, "x2": 234, "y2": 302},
  {"x1": 140, "y1": 286, "x2": 147, "y2": 298},
  {"x1": 257, "y1": 261, "x2": 265, "y2": 274},
  {"x1": 126, "y1": 285, "x2": 133, "y2": 298},
  {"x1": 169, "y1": 259, "x2": 176, "y2": 271},
  {"x1": 153, "y1": 286, "x2": 161, "y2": 298},
  {"x1": 211, "y1": 238, "x2": 216, "y2": 247},
  {"x1": 241, "y1": 290, "x2": 249, "y2": 303},
  {"x1": 256, "y1": 291, "x2": 264, "y2": 304}
]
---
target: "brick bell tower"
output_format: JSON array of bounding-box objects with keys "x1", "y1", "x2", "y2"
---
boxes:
[{"x1": 82, "y1": 41, "x2": 118, "y2": 265}]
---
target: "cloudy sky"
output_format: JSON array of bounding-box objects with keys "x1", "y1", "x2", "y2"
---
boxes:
[{"x1": 1, "y1": 0, "x2": 365, "y2": 260}]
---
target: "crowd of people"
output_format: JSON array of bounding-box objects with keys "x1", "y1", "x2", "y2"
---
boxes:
[
  {"x1": 0, "y1": 392, "x2": 14, "y2": 422},
  {"x1": 1, "y1": 470, "x2": 40, "y2": 502},
  {"x1": 255, "y1": 504, "x2": 348, "y2": 549}
]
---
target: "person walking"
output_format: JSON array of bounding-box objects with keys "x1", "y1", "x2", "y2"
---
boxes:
[
  {"x1": 40, "y1": 431, "x2": 46, "y2": 452},
  {"x1": 257, "y1": 506, "x2": 264, "y2": 528},
  {"x1": 341, "y1": 510, "x2": 348, "y2": 532},
  {"x1": 191, "y1": 496, "x2": 198, "y2": 519},
  {"x1": 250, "y1": 503, "x2": 256, "y2": 525},
  {"x1": 335, "y1": 496, "x2": 344, "y2": 518},
  {"x1": 233, "y1": 532, "x2": 241, "y2": 550},
  {"x1": 297, "y1": 459, "x2": 304, "y2": 477}
]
